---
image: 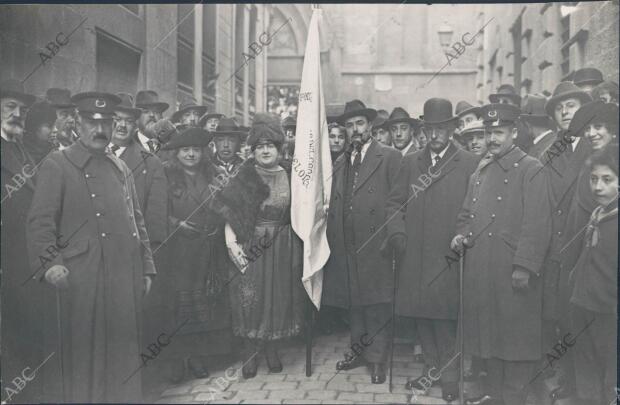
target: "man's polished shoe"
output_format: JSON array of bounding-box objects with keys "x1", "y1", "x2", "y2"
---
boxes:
[
  {"x1": 405, "y1": 375, "x2": 439, "y2": 391},
  {"x1": 441, "y1": 382, "x2": 458, "y2": 402},
  {"x1": 464, "y1": 394, "x2": 504, "y2": 405},
  {"x1": 370, "y1": 363, "x2": 386, "y2": 384},
  {"x1": 335, "y1": 355, "x2": 365, "y2": 371}
]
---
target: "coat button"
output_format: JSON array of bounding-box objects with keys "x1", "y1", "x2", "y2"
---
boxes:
[
  {"x1": 132, "y1": 232, "x2": 137, "y2": 237},
  {"x1": 491, "y1": 213, "x2": 496, "y2": 218},
  {"x1": 468, "y1": 231, "x2": 473, "y2": 237},
  {"x1": 91, "y1": 193, "x2": 96, "y2": 198},
  {"x1": 96, "y1": 212, "x2": 101, "y2": 217},
  {"x1": 470, "y1": 214, "x2": 475, "y2": 218},
  {"x1": 488, "y1": 232, "x2": 493, "y2": 237},
  {"x1": 497, "y1": 196, "x2": 502, "y2": 201},
  {"x1": 368, "y1": 187, "x2": 374, "y2": 194},
  {"x1": 504, "y1": 179, "x2": 508, "y2": 184},
  {"x1": 476, "y1": 181, "x2": 481, "y2": 185},
  {"x1": 513, "y1": 162, "x2": 519, "y2": 167},
  {"x1": 472, "y1": 197, "x2": 477, "y2": 202},
  {"x1": 557, "y1": 209, "x2": 562, "y2": 215},
  {"x1": 557, "y1": 231, "x2": 562, "y2": 236},
  {"x1": 142, "y1": 169, "x2": 147, "y2": 174},
  {"x1": 101, "y1": 232, "x2": 106, "y2": 237},
  {"x1": 85, "y1": 173, "x2": 90, "y2": 178}
]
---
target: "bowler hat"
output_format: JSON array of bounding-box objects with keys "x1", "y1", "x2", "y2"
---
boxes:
[
  {"x1": 199, "y1": 112, "x2": 224, "y2": 128},
  {"x1": 114, "y1": 93, "x2": 142, "y2": 118},
  {"x1": 282, "y1": 115, "x2": 297, "y2": 130},
  {"x1": 212, "y1": 117, "x2": 247, "y2": 138},
  {"x1": 489, "y1": 84, "x2": 522, "y2": 106},
  {"x1": 0, "y1": 79, "x2": 35, "y2": 106},
  {"x1": 481, "y1": 103, "x2": 521, "y2": 127},
  {"x1": 386, "y1": 107, "x2": 421, "y2": 128},
  {"x1": 46, "y1": 88, "x2": 75, "y2": 108},
  {"x1": 568, "y1": 101, "x2": 618, "y2": 138},
  {"x1": 326, "y1": 103, "x2": 345, "y2": 124},
  {"x1": 162, "y1": 127, "x2": 212, "y2": 150},
  {"x1": 422, "y1": 98, "x2": 458, "y2": 125},
  {"x1": 135, "y1": 90, "x2": 169, "y2": 113},
  {"x1": 573, "y1": 68, "x2": 604, "y2": 87},
  {"x1": 454, "y1": 100, "x2": 481, "y2": 118},
  {"x1": 372, "y1": 109, "x2": 390, "y2": 130},
  {"x1": 71, "y1": 91, "x2": 121, "y2": 120},
  {"x1": 545, "y1": 82, "x2": 592, "y2": 116},
  {"x1": 172, "y1": 97, "x2": 208, "y2": 123},
  {"x1": 338, "y1": 99, "x2": 377, "y2": 124}
]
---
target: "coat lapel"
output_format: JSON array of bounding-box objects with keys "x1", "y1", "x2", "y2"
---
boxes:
[
  {"x1": 1, "y1": 139, "x2": 36, "y2": 191},
  {"x1": 423, "y1": 143, "x2": 460, "y2": 188},
  {"x1": 354, "y1": 141, "x2": 382, "y2": 193}
]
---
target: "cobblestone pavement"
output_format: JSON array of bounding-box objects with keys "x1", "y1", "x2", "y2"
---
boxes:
[{"x1": 151, "y1": 331, "x2": 480, "y2": 404}]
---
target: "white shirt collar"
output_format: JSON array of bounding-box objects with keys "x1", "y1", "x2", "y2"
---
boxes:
[
  {"x1": 1, "y1": 128, "x2": 14, "y2": 142},
  {"x1": 572, "y1": 136, "x2": 581, "y2": 151},
  {"x1": 430, "y1": 143, "x2": 450, "y2": 161},
  {"x1": 137, "y1": 131, "x2": 151, "y2": 149},
  {"x1": 532, "y1": 129, "x2": 553, "y2": 145},
  {"x1": 400, "y1": 141, "x2": 415, "y2": 156},
  {"x1": 351, "y1": 140, "x2": 372, "y2": 164}
]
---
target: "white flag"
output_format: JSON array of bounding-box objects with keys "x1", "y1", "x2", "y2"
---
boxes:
[{"x1": 291, "y1": 8, "x2": 332, "y2": 310}]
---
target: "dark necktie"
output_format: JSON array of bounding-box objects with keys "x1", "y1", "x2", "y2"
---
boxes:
[
  {"x1": 146, "y1": 140, "x2": 156, "y2": 153},
  {"x1": 110, "y1": 144, "x2": 120, "y2": 155},
  {"x1": 352, "y1": 144, "x2": 362, "y2": 175},
  {"x1": 432, "y1": 155, "x2": 440, "y2": 167}
]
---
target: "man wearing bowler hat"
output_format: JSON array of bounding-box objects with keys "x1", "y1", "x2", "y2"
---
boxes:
[
  {"x1": 489, "y1": 84, "x2": 522, "y2": 107},
  {"x1": 387, "y1": 107, "x2": 420, "y2": 156},
  {"x1": 212, "y1": 117, "x2": 246, "y2": 175},
  {"x1": 322, "y1": 99, "x2": 402, "y2": 384},
  {"x1": 172, "y1": 96, "x2": 207, "y2": 129},
  {"x1": 46, "y1": 88, "x2": 78, "y2": 149},
  {"x1": 572, "y1": 67, "x2": 604, "y2": 95},
  {"x1": 135, "y1": 90, "x2": 170, "y2": 152},
  {"x1": 385, "y1": 98, "x2": 478, "y2": 401},
  {"x1": 451, "y1": 103, "x2": 551, "y2": 405},
  {"x1": 519, "y1": 94, "x2": 556, "y2": 161},
  {"x1": 27, "y1": 91, "x2": 156, "y2": 402}
]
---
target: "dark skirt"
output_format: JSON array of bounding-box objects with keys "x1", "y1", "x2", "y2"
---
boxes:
[{"x1": 229, "y1": 220, "x2": 304, "y2": 340}]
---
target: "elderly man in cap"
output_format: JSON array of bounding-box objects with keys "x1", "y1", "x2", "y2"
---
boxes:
[
  {"x1": 135, "y1": 89, "x2": 170, "y2": 152},
  {"x1": 451, "y1": 103, "x2": 551, "y2": 405},
  {"x1": 172, "y1": 96, "x2": 207, "y2": 129},
  {"x1": 211, "y1": 117, "x2": 246, "y2": 175},
  {"x1": 519, "y1": 94, "x2": 556, "y2": 160},
  {"x1": 322, "y1": 99, "x2": 402, "y2": 384},
  {"x1": 572, "y1": 67, "x2": 604, "y2": 95},
  {"x1": 372, "y1": 109, "x2": 392, "y2": 146},
  {"x1": 388, "y1": 107, "x2": 420, "y2": 156},
  {"x1": 385, "y1": 98, "x2": 478, "y2": 401},
  {"x1": 27, "y1": 91, "x2": 156, "y2": 402},
  {"x1": 489, "y1": 84, "x2": 522, "y2": 107},
  {"x1": 46, "y1": 88, "x2": 78, "y2": 149}
]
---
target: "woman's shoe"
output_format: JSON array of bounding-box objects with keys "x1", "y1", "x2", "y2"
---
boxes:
[
  {"x1": 242, "y1": 353, "x2": 258, "y2": 379},
  {"x1": 168, "y1": 359, "x2": 185, "y2": 384},
  {"x1": 187, "y1": 357, "x2": 209, "y2": 379},
  {"x1": 265, "y1": 344, "x2": 283, "y2": 373}
]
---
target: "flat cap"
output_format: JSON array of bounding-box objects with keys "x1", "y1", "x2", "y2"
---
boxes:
[
  {"x1": 481, "y1": 103, "x2": 521, "y2": 127},
  {"x1": 71, "y1": 91, "x2": 121, "y2": 120}
]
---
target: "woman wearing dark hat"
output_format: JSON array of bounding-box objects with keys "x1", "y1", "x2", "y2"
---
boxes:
[
  {"x1": 211, "y1": 113, "x2": 304, "y2": 379},
  {"x1": 23, "y1": 100, "x2": 58, "y2": 162},
  {"x1": 160, "y1": 127, "x2": 232, "y2": 383}
]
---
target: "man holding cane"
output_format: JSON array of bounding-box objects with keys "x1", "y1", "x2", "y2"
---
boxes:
[{"x1": 451, "y1": 103, "x2": 551, "y2": 405}]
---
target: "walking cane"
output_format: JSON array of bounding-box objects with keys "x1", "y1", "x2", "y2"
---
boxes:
[
  {"x1": 55, "y1": 289, "x2": 66, "y2": 402},
  {"x1": 459, "y1": 237, "x2": 473, "y2": 405},
  {"x1": 389, "y1": 252, "x2": 397, "y2": 393}
]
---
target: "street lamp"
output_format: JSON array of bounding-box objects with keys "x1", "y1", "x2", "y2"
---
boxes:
[{"x1": 437, "y1": 21, "x2": 454, "y2": 54}]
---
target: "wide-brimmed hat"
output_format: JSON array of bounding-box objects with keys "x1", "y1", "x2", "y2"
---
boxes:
[
  {"x1": 454, "y1": 100, "x2": 481, "y2": 118},
  {"x1": 46, "y1": 88, "x2": 75, "y2": 108},
  {"x1": 338, "y1": 99, "x2": 377, "y2": 124},
  {"x1": 459, "y1": 118, "x2": 485, "y2": 137},
  {"x1": 489, "y1": 84, "x2": 522, "y2": 105},
  {"x1": 135, "y1": 90, "x2": 169, "y2": 113},
  {"x1": 172, "y1": 97, "x2": 208, "y2": 123},
  {"x1": 573, "y1": 67, "x2": 604, "y2": 87},
  {"x1": 422, "y1": 98, "x2": 458, "y2": 125},
  {"x1": 372, "y1": 109, "x2": 390, "y2": 130},
  {"x1": 568, "y1": 101, "x2": 618, "y2": 137},
  {"x1": 0, "y1": 79, "x2": 36, "y2": 106},
  {"x1": 114, "y1": 93, "x2": 142, "y2": 118},
  {"x1": 71, "y1": 91, "x2": 121, "y2": 120},
  {"x1": 386, "y1": 107, "x2": 421, "y2": 128},
  {"x1": 481, "y1": 103, "x2": 521, "y2": 127},
  {"x1": 326, "y1": 103, "x2": 345, "y2": 124},
  {"x1": 199, "y1": 112, "x2": 224, "y2": 127},
  {"x1": 545, "y1": 82, "x2": 593, "y2": 116},
  {"x1": 519, "y1": 93, "x2": 554, "y2": 125},
  {"x1": 162, "y1": 127, "x2": 213, "y2": 150},
  {"x1": 212, "y1": 117, "x2": 247, "y2": 139}
]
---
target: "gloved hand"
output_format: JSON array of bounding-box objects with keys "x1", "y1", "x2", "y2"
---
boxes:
[
  {"x1": 511, "y1": 266, "x2": 530, "y2": 290},
  {"x1": 450, "y1": 234, "x2": 465, "y2": 254},
  {"x1": 44, "y1": 264, "x2": 69, "y2": 289},
  {"x1": 380, "y1": 234, "x2": 407, "y2": 258}
]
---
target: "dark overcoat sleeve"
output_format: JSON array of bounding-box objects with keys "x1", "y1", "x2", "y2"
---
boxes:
[
  {"x1": 144, "y1": 157, "x2": 169, "y2": 244},
  {"x1": 385, "y1": 155, "x2": 412, "y2": 239}
]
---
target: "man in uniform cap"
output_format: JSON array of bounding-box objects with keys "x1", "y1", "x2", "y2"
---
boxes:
[
  {"x1": 572, "y1": 67, "x2": 604, "y2": 94},
  {"x1": 27, "y1": 91, "x2": 156, "y2": 402},
  {"x1": 135, "y1": 90, "x2": 170, "y2": 153},
  {"x1": 212, "y1": 117, "x2": 246, "y2": 175},
  {"x1": 322, "y1": 99, "x2": 402, "y2": 384},
  {"x1": 371, "y1": 109, "x2": 392, "y2": 146},
  {"x1": 387, "y1": 107, "x2": 420, "y2": 156},
  {"x1": 172, "y1": 96, "x2": 207, "y2": 129},
  {"x1": 489, "y1": 84, "x2": 522, "y2": 107},
  {"x1": 519, "y1": 94, "x2": 556, "y2": 160},
  {"x1": 451, "y1": 103, "x2": 551, "y2": 405},
  {"x1": 385, "y1": 98, "x2": 478, "y2": 401},
  {"x1": 46, "y1": 88, "x2": 78, "y2": 149}
]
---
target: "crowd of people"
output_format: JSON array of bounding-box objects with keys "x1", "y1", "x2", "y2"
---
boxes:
[{"x1": 0, "y1": 65, "x2": 617, "y2": 405}]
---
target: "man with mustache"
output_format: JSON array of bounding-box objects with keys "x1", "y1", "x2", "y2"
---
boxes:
[
  {"x1": 385, "y1": 98, "x2": 478, "y2": 401},
  {"x1": 135, "y1": 90, "x2": 170, "y2": 153},
  {"x1": 451, "y1": 103, "x2": 551, "y2": 405},
  {"x1": 538, "y1": 82, "x2": 593, "y2": 402},
  {"x1": 388, "y1": 107, "x2": 420, "y2": 156},
  {"x1": 46, "y1": 88, "x2": 78, "y2": 150},
  {"x1": 27, "y1": 92, "x2": 156, "y2": 402},
  {"x1": 322, "y1": 100, "x2": 402, "y2": 384}
]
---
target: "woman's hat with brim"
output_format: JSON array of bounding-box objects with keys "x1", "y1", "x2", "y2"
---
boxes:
[
  {"x1": 337, "y1": 99, "x2": 377, "y2": 125},
  {"x1": 162, "y1": 127, "x2": 213, "y2": 150},
  {"x1": 422, "y1": 98, "x2": 458, "y2": 125},
  {"x1": 199, "y1": 112, "x2": 224, "y2": 128},
  {"x1": 212, "y1": 117, "x2": 247, "y2": 139},
  {"x1": 135, "y1": 90, "x2": 169, "y2": 113},
  {"x1": 171, "y1": 97, "x2": 208, "y2": 123},
  {"x1": 386, "y1": 107, "x2": 421, "y2": 128},
  {"x1": 114, "y1": 93, "x2": 142, "y2": 118},
  {"x1": 454, "y1": 100, "x2": 481, "y2": 119},
  {"x1": 545, "y1": 82, "x2": 593, "y2": 117},
  {"x1": 568, "y1": 100, "x2": 618, "y2": 137},
  {"x1": 372, "y1": 109, "x2": 390, "y2": 130},
  {"x1": 0, "y1": 79, "x2": 36, "y2": 106},
  {"x1": 489, "y1": 84, "x2": 522, "y2": 105}
]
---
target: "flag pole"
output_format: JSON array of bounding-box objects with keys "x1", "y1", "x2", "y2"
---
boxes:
[{"x1": 305, "y1": 296, "x2": 313, "y2": 376}]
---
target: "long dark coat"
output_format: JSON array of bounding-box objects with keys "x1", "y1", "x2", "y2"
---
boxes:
[
  {"x1": 26, "y1": 141, "x2": 156, "y2": 402},
  {"x1": 527, "y1": 130, "x2": 556, "y2": 162},
  {"x1": 455, "y1": 146, "x2": 551, "y2": 360},
  {"x1": 537, "y1": 132, "x2": 592, "y2": 321},
  {"x1": 386, "y1": 143, "x2": 478, "y2": 319},
  {"x1": 322, "y1": 140, "x2": 402, "y2": 308}
]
